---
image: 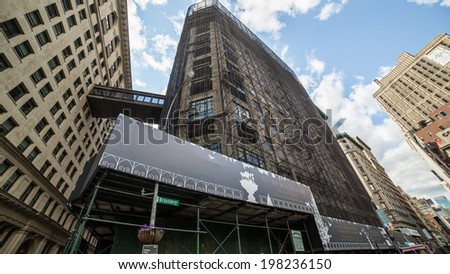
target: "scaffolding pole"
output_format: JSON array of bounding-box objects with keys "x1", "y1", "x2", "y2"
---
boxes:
[{"x1": 66, "y1": 174, "x2": 104, "y2": 254}]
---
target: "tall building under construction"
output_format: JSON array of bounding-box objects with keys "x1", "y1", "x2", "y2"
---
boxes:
[{"x1": 162, "y1": 0, "x2": 380, "y2": 226}]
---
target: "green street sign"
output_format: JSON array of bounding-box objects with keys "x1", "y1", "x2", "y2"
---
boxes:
[{"x1": 157, "y1": 196, "x2": 179, "y2": 207}]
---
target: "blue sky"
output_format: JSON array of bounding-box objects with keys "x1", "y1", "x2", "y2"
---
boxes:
[{"x1": 127, "y1": 0, "x2": 450, "y2": 201}]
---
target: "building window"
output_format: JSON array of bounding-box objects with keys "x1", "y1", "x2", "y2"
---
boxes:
[
  {"x1": 14, "y1": 41, "x2": 33, "y2": 59},
  {"x1": 67, "y1": 15, "x2": 77, "y2": 28},
  {"x1": 54, "y1": 70, "x2": 65, "y2": 83},
  {"x1": 17, "y1": 137, "x2": 32, "y2": 153},
  {"x1": 35, "y1": 30, "x2": 51, "y2": 46},
  {"x1": 65, "y1": 161, "x2": 74, "y2": 173},
  {"x1": 103, "y1": 16, "x2": 111, "y2": 32},
  {"x1": 67, "y1": 59, "x2": 76, "y2": 71},
  {"x1": 67, "y1": 99, "x2": 76, "y2": 111},
  {"x1": 238, "y1": 147, "x2": 265, "y2": 169},
  {"x1": 0, "y1": 53, "x2": 11, "y2": 71},
  {"x1": 190, "y1": 79, "x2": 212, "y2": 95},
  {"x1": 79, "y1": 9, "x2": 87, "y2": 21},
  {"x1": 189, "y1": 97, "x2": 213, "y2": 120},
  {"x1": 48, "y1": 56, "x2": 60, "y2": 70},
  {"x1": 20, "y1": 182, "x2": 36, "y2": 202},
  {"x1": 74, "y1": 37, "x2": 82, "y2": 49},
  {"x1": 8, "y1": 83, "x2": 28, "y2": 102},
  {"x1": 0, "y1": 18, "x2": 23, "y2": 39},
  {"x1": 64, "y1": 126, "x2": 73, "y2": 139},
  {"x1": 27, "y1": 147, "x2": 40, "y2": 162},
  {"x1": 63, "y1": 89, "x2": 72, "y2": 101},
  {"x1": 62, "y1": 0, "x2": 73, "y2": 11},
  {"x1": 204, "y1": 143, "x2": 221, "y2": 153},
  {"x1": 45, "y1": 3, "x2": 60, "y2": 19},
  {"x1": 84, "y1": 30, "x2": 91, "y2": 41},
  {"x1": 40, "y1": 161, "x2": 51, "y2": 174},
  {"x1": 53, "y1": 22, "x2": 65, "y2": 37},
  {"x1": 62, "y1": 46, "x2": 72, "y2": 59},
  {"x1": 89, "y1": 4, "x2": 96, "y2": 14},
  {"x1": 82, "y1": 67, "x2": 89, "y2": 78},
  {"x1": 47, "y1": 168, "x2": 56, "y2": 180},
  {"x1": 2, "y1": 170, "x2": 22, "y2": 192},
  {"x1": 20, "y1": 99, "x2": 37, "y2": 116},
  {"x1": 74, "y1": 77, "x2": 81, "y2": 88},
  {"x1": 29, "y1": 189, "x2": 43, "y2": 208},
  {"x1": 87, "y1": 42, "x2": 94, "y2": 52},
  {"x1": 49, "y1": 102, "x2": 61, "y2": 116},
  {"x1": 0, "y1": 160, "x2": 12, "y2": 176},
  {"x1": 78, "y1": 50, "x2": 86, "y2": 61},
  {"x1": 234, "y1": 102, "x2": 250, "y2": 122},
  {"x1": 55, "y1": 112, "x2": 66, "y2": 126},
  {"x1": 26, "y1": 10, "x2": 43, "y2": 28},
  {"x1": 39, "y1": 83, "x2": 53, "y2": 98},
  {"x1": 264, "y1": 137, "x2": 275, "y2": 154},
  {"x1": 34, "y1": 118, "x2": 48, "y2": 133},
  {"x1": 58, "y1": 150, "x2": 67, "y2": 163},
  {"x1": 42, "y1": 128, "x2": 55, "y2": 144},
  {"x1": 1, "y1": 118, "x2": 18, "y2": 135},
  {"x1": 30, "y1": 68, "x2": 46, "y2": 84},
  {"x1": 52, "y1": 142, "x2": 63, "y2": 156}
]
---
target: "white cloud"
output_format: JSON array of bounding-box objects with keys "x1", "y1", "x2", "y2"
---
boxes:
[
  {"x1": 378, "y1": 66, "x2": 393, "y2": 77},
  {"x1": 167, "y1": 10, "x2": 186, "y2": 36},
  {"x1": 152, "y1": 34, "x2": 178, "y2": 55},
  {"x1": 441, "y1": 0, "x2": 450, "y2": 6},
  {"x1": 316, "y1": 0, "x2": 349, "y2": 21},
  {"x1": 127, "y1": 1, "x2": 147, "y2": 51},
  {"x1": 135, "y1": 0, "x2": 167, "y2": 10},
  {"x1": 141, "y1": 34, "x2": 178, "y2": 72},
  {"x1": 135, "y1": 79, "x2": 148, "y2": 87},
  {"x1": 406, "y1": 0, "x2": 439, "y2": 5},
  {"x1": 380, "y1": 142, "x2": 443, "y2": 197},
  {"x1": 304, "y1": 53, "x2": 443, "y2": 198},
  {"x1": 234, "y1": 0, "x2": 321, "y2": 34},
  {"x1": 297, "y1": 50, "x2": 326, "y2": 92},
  {"x1": 308, "y1": 55, "x2": 326, "y2": 75},
  {"x1": 142, "y1": 52, "x2": 174, "y2": 72}
]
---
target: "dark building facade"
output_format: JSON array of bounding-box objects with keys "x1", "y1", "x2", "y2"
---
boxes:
[{"x1": 161, "y1": 0, "x2": 380, "y2": 226}]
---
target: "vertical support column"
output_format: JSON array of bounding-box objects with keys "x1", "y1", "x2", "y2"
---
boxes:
[
  {"x1": 34, "y1": 238, "x2": 49, "y2": 254},
  {"x1": 286, "y1": 218, "x2": 293, "y2": 254},
  {"x1": 67, "y1": 179, "x2": 102, "y2": 254},
  {"x1": 235, "y1": 211, "x2": 241, "y2": 254},
  {"x1": 196, "y1": 207, "x2": 200, "y2": 254},
  {"x1": 303, "y1": 220, "x2": 314, "y2": 254},
  {"x1": 265, "y1": 215, "x2": 273, "y2": 254},
  {"x1": 150, "y1": 182, "x2": 159, "y2": 227},
  {"x1": 63, "y1": 203, "x2": 86, "y2": 254}
]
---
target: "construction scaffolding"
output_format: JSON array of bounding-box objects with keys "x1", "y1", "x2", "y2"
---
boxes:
[{"x1": 161, "y1": 0, "x2": 380, "y2": 226}]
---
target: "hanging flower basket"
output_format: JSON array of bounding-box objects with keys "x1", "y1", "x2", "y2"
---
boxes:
[{"x1": 137, "y1": 224, "x2": 165, "y2": 244}]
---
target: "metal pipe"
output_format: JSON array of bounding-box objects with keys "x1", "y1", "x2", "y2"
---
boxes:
[
  {"x1": 150, "y1": 182, "x2": 159, "y2": 227},
  {"x1": 68, "y1": 180, "x2": 102, "y2": 254},
  {"x1": 265, "y1": 215, "x2": 273, "y2": 254},
  {"x1": 197, "y1": 207, "x2": 201, "y2": 254},
  {"x1": 236, "y1": 211, "x2": 241, "y2": 254},
  {"x1": 83, "y1": 217, "x2": 207, "y2": 234}
]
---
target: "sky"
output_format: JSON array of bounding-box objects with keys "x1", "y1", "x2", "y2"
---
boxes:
[{"x1": 126, "y1": 0, "x2": 450, "y2": 201}]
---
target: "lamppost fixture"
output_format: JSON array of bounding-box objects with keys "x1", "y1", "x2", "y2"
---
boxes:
[{"x1": 163, "y1": 70, "x2": 195, "y2": 132}]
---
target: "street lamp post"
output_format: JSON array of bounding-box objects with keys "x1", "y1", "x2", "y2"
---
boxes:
[{"x1": 163, "y1": 70, "x2": 194, "y2": 132}]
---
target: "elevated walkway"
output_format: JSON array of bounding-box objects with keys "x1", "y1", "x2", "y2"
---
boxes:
[{"x1": 87, "y1": 85, "x2": 165, "y2": 123}]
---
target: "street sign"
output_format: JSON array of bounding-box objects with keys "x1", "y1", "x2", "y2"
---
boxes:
[
  {"x1": 157, "y1": 196, "x2": 179, "y2": 207},
  {"x1": 290, "y1": 230, "x2": 305, "y2": 252}
]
